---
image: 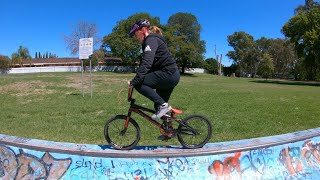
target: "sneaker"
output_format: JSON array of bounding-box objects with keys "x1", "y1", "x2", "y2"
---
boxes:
[{"x1": 152, "y1": 103, "x2": 172, "y2": 120}]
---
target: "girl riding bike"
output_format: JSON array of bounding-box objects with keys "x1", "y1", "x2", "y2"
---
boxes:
[
  {"x1": 104, "y1": 20, "x2": 211, "y2": 149},
  {"x1": 128, "y1": 19, "x2": 180, "y2": 120}
]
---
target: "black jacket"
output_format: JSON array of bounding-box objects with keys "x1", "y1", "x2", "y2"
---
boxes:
[{"x1": 131, "y1": 33, "x2": 177, "y2": 87}]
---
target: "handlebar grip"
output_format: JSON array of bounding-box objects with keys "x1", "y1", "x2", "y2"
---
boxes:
[{"x1": 128, "y1": 87, "x2": 133, "y2": 102}]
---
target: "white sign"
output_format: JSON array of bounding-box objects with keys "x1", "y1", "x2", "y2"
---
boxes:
[{"x1": 79, "y1": 38, "x2": 93, "y2": 59}]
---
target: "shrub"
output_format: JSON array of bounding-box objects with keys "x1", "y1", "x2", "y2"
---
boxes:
[{"x1": 0, "y1": 55, "x2": 11, "y2": 74}]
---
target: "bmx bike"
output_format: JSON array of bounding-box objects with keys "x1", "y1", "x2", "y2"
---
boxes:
[{"x1": 104, "y1": 87, "x2": 212, "y2": 150}]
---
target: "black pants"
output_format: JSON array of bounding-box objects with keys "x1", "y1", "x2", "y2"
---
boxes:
[{"x1": 135, "y1": 69, "x2": 180, "y2": 110}]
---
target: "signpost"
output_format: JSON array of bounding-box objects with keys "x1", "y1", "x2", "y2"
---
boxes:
[{"x1": 79, "y1": 38, "x2": 93, "y2": 98}]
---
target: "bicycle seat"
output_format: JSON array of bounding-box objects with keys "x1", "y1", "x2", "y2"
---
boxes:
[{"x1": 171, "y1": 108, "x2": 183, "y2": 114}]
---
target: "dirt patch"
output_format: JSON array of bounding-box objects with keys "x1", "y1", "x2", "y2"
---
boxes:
[
  {"x1": 0, "y1": 80, "x2": 56, "y2": 96},
  {"x1": 65, "y1": 76, "x2": 128, "y2": 89}
]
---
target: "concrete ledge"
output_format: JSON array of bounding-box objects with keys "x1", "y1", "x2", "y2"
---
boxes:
[
  {"x1": 1, "y1": 128, "x2": 320, "y2": 179},
  {"x1": 1, "y1": 128, "x2": 320, "y2": 158}
]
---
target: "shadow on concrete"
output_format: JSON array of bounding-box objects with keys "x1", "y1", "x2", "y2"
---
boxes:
[
  {"x1": 98, "y1": 144, "x2": 183, "y2": 151},
  {"x1": 250, "y1": 79, "x2": 320, "y2": 87}
]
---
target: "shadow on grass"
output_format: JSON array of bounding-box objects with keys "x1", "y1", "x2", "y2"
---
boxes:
[
  {"x1": 180, "y1": 73, "x2": 197, "y2": 77},
  {"x1": 250, "y1": 79, "x2": 320, "y2": 87},
  {"x1": 67, "y1": 93, "x2": 82, "y2": 96}
]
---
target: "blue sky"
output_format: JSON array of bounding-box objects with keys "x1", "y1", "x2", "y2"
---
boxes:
[{"x1": 1, "y1": 0, "x2": 304, "y2": 66}]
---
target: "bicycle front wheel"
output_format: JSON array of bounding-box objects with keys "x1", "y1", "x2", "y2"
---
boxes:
[
  {"x1": 177, "y1": 115, "x2": 212, "y2": 149},
  {"x1": 104, "y1": 115, "x2": 140, "y2": 150}
]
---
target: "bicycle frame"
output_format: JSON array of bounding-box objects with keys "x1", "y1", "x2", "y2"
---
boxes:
[
  {"x1": 104, "y1": 87, "x2": 213, "y2": 150},
  {"x1": 123, "y1": 98, "x2": 201, "y2": 139},
  {"x1": 124, "y1": 87, "x2": 177, "y2": 133},
  {"x1": 125, "y1": 98, "x2": 164, "y2": 129}
]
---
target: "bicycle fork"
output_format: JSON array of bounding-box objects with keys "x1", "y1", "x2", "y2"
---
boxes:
[
  {"x1": 124, "y1": 111, "x2": 132, "y2": 128},
  {"x1": 119, "y1": 111, "x2": 132, "y2": 136}
]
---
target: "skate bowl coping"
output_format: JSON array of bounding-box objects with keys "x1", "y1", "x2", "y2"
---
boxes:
[{"x1": 0, "y1": 127, "x2": 320, "y2": 179}]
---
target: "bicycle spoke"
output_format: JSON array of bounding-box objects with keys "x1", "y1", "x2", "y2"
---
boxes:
[
  {"x1": 177, "y1": 115, "x2": 212, "y2": 149},
  {"x1": 104, "y1": 115, "x2": 140, "y2": 150}
]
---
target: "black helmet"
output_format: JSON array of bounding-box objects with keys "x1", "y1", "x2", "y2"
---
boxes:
[{"x1": 129, "y1": 19, "x2": 150, "y2": 37}]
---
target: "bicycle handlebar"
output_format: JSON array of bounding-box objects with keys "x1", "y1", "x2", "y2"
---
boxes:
[{"x1": 128, "y1": 86, "x2": 133, "y2": 102}]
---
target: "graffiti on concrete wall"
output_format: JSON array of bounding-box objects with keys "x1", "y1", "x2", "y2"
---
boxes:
[
  {"x1": 0, "y1": 145, "x2": 71, "y2": 179},
  {"x1": 208, "y1": 140, "x2": 320, "y2": 179},
  {"x1": 208, "y1": 152, "x2": 242, "y2": 179},
  {"x1": 279, "y1": 140, "x2": 320, "y2": 177},
  {"x1": 0, "y1": 138, "x2": 320, "y2": 179}
]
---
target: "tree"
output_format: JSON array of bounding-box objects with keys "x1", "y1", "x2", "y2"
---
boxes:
[
  {"x1": 166, "y1": 13, "x2": 206, "y2": 73},
  {"x1": 34, "y1": 51, "x2": 57, "y2": 58},
  {"x1": 0, "y1": 55, "x2": 11, "y2": 74},
  {"x1": 257, "y1": 53, "x2": 274, "y2": 79},
  {"x1": 266, "y1": 39, "x2": 298, "y2": 79},
  {"x1": 90, "y1": 49, "x2": 105, "y2": 64},
  {"x1": 223, "y1": 63, "x2": 239, "y2": 77},
  {"x1": 11, "y1": 46, "x2": 32, "y2": 67},
  {"x1": 203, "y1": 58, "x2": 218, "y2": 74},
  {"x1": 256, "y1": 37, "x2": 272, "y2": 54},
  {"x1": 282, "y1": 6, "x2": 320, "y2": 80},
  {"x1": 49, "y1": 53, "x2": 57, "y2": 58},
  {"x1": 295, "y1": 0, "x2": 320, "y2": 14},
  {"x1": 80, "y1": 49, "x2": 105, "y2": 72},
  {"x1": 227, "y1": 31, "x2": 257, "y2": 77},
  {"x1": 64, "y1": 21, "x2": 101, "y2": 56},
  {"x1": 102, "y1": 13, "x2": 161, "y2": 66}
]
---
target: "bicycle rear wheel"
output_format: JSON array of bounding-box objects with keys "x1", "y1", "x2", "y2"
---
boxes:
[
  {"x1": 104, "y1": 115, "x2": 140, "y2": 150},
  {"x1": 177, "y1": 115, "x2": 212, "y2": 149}
]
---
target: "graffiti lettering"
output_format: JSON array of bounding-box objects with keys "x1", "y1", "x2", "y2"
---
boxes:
[
  {"x1": 301, "y1": 140, "x2": 320, "y2": 167},
  {"x1": 73, "y1": 158, "x2": 103, "y2": 171},
  {"x1": 157, "y1": 158, "x2": 189, "y2": 179},
  {"x1": 279, "y1": 147, "x2": 303, "y2": 176},
  {"x1": 0, "y1": 158, "x2": 9, "y2": 177},
  {"x1": 0, "y1": 145, "x2": 18, "y2": 179},
  {"x1": 251, "y1": 147, "x2": 273, "y2": 156},
  {"x1": 67, "y1": 169, "x2": 104, "y2": 179},
  {"x1": 42, "y1": 152, "x2": 72, "y2": 179},
  {"x1": 76, "y1": 145, "x2": 87, "y2": 151},
  {"x1": 208, "y1": 152, "x2": 242, "y2": 180},
  {"x1": 16, "y1": 150, "x2": 48, "y2": 179},
  {"x1": 2, "y1": 138, "x2": 320, "y2": 179}
]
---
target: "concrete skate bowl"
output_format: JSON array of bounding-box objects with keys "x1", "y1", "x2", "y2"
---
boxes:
[{"x1": 0, "y1": 128, "x2": 320, "y2": 179}]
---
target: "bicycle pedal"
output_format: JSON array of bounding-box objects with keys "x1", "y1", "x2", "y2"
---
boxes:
[
  {"x1": 160, "y1": 114, "x2": 171, "y2": 120},
  {"x1": 158, "y1": 135, "x2": 172, "y2": 141}
]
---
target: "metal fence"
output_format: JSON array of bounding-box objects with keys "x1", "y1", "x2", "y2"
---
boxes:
[
  {"x1": 7, "y1": 66, "x2": 136, "y2": 74},
  {"x1": 6, "y1": 66, "x2": 207, "y2": 74}
]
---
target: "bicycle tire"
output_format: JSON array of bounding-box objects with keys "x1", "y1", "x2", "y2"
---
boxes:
[
  {"x1": 177, "y1": 114, "x2": 212, "y2": 149},
  {"x1": 104, "y1": 115, "x2": 140, "y2": 150}
]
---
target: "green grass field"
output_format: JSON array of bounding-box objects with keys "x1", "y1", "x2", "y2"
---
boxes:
[{"x1": 0, "y1": 72, "x2": 319, "y2": 146}]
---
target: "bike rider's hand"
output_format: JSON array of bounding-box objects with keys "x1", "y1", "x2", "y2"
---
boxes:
[{"x1": 128, "y1": 81, "x2": 133, "y2": 88}]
